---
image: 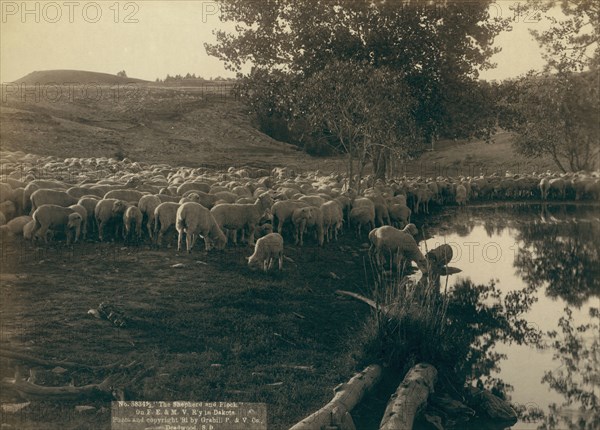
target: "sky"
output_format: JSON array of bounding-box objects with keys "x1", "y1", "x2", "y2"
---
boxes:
[{"x1": 0, "y1": 1, "x2": 560, "y2": 83}]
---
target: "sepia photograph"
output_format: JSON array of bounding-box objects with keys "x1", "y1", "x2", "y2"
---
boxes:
[{"x1": 0, "y1": 1, "x2": 598, "y2": 429}]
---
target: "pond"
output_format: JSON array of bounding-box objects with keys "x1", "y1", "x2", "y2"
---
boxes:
[{"x1": 420, "y1": 203, "x2": 599, "y2": 429}]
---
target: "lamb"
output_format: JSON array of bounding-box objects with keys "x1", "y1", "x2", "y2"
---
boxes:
[
  {"x1": 388, "y1": 204, "x2": 411, "y2": 228},
  {"x1": 154, "y1": 202, "x2": 181, "y2": 246},
  {"x1": 94, "y1": 198, "x2": 129, "y2": 241},
  {"x1": 368, "y1": 225, "x2": 428, "y2": 274},
  {"x1": 291, "y1": 206, "x2": 324, "y2": 246},
  {"x1": 271, "y1": 200, "x2": 310, "y2": 234},
  {"x1": 138, "y1": 195, "x2": 162, "y2": 241},
  {"x1": 23, "y1": 219, "x2": 36, "y2": 240},
  {"x1": 68, "y1": 204, "x2": 88, "y2": 239},
  {"x1": 247, "y1": 232, "x2": 284, "y2": 272},
  {"x1": 320, "y1": 200, "x2": 344, "y2": 242},
  {"x1": 31, "y1": 204, "x2": 83, "y2": 244},
  {"x1": 176, "y1": 202, "x2": 227, "y2": 252},
  {"x1": 123, "y1": 205, "x2": 143, "y2": 241},
  {"x1": 349, "y1": 206, "x2": 375, "y2": 237},
  {"x1": 30, "y1": 189, "x2": 78, "y2": 214},
  {"x1": 210, "y1": 193, "x2": 273, "y2": 245}
]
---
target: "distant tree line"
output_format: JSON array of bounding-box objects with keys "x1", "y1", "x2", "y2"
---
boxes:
[{"x1": 155, "y1": 73, "x2": 237, "y2": 84}]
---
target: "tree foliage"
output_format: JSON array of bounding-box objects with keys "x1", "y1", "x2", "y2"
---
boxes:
[
  {"x1": 205, "y1": 0, "x2": 509, "y2": 177},
  {"x1": 499, "y1": 71, "x2": 599, "y2": 172}
]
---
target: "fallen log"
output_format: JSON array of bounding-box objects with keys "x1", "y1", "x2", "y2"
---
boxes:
[
  {"x1": 289, "y1": 364, "x2": 382, "y2": 430},
  {"x1": 379, "y1": 363, "x2": 438, "y2": 430}
]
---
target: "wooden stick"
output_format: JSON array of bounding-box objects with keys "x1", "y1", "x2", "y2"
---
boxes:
[
  {"x1": 379, "y1": 363, "x2": 438, "y2": 430},
  {"x1": 289, "y1": 364, "x2": 382, "y2": 430}
]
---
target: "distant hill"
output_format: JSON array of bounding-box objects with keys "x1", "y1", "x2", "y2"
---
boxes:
[{"x1": 14, "y1": 70, "x2": 149, "y2": 85}]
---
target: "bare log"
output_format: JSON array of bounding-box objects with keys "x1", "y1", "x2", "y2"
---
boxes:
[
  {"x1": 379, "y1": 363, "x2": 438, "y2": 430},
  {"x1": 289, "y1": 364, "x2": 382, "y2": 430}
]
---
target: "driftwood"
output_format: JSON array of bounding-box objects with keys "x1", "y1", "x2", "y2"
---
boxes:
[
  {"x1": 289, "y1": 364, "x2": 382, "y2": 430},
  {"x1": 464, "y1": 386, "x2": 518, "y2": 424},
  {"x1": 379, "y1": 363, "x2": 438, "y2": 430}
]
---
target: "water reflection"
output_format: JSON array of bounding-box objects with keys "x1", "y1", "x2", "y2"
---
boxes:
[{"x1": 418, "y1": 203, "x2": 600, "y2": 429}]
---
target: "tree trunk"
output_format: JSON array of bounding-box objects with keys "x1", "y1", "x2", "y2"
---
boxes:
[
  {"x1": 464, "y1": 386, "x2": 518, "y2": 424},
  {"x1": 373, "y1": 147, "x2": 387, "y2": 181},
  {"x1": 289, "y1": 364, "x2": 382, "y2": 430},
  {"x1": 379, "y1": 363, "x2": 438, "y2": 430}
]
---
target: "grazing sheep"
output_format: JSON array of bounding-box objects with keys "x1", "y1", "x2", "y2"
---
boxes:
[
  {"x1": 23, "y1": 219, "x2": 36, "y2": 240},
  {"x1": 299, "y1": 195, "x2": 327, "y2": 207},
  {"x1": 291, "y1": 206, "x2": 324, "y2": 246},
  {"x1": 154, "y1": 202, "x2": 181, "y2": 246},
  {"x1": 177, "y1": 182, "x2": 211, "y2": 195},
  {"x1": 68, "y1": 204, "x2": 88, "y2": 239},
  {"x1": 77, "y1": 197, "x2": 100, "y2": 238},
  {"x1": 23, "y1": 180, "x2": 68, "y2": 214},
  {"x1": 94, "y1": 198, "x2": 129, "y2": 241},
  {"x1": 176, "y1": 202, "x2": 227, "y2": 252},
  {"x1": 5, "y1": 215, "x2": 32, "y2": 236},
  {"x1": 349, "y1": 206, "x2": 375, "y2": 237},
  {"x1": 271, "y1": 200, "x2": 310, "y2": 234},
  {"x1": 0, "y1": 200, "x2": 17, "y2": 222},
  {"x1": 182, "y1": 190, "x2": 219, "y2": 208},
  {"x1": 321, "y1": 200, "x2": 344, "y2": 242},
  {"x1": 425, "y1": 244, "x2": 453, "y2": 271},
  {"x1": 388, "y1": 204, "x2": 411, "y2": 228},
  {"x1": 548, "y1": 178, "x2": 566, "y2": 199},
  {"x1": 31, "y1": 204, "x2": 83, "y2": 244},
  {"x1": 368, "y1": 225, "x2": 428, "y2": 274},
  {"x1": 455, "y1": 185, "x2": 467, "y2": 206},
  {"x1": 67, "y1": 186, "x2": 103, "y2": 199},
  {"x1": 29, "y1": 189, "x2": 78, "y2": 214},
  {"x1": 138, "y1": 195, "x2": 162, "y2": 241},
  {"x1": 123, "y1": 205, "x2": 143, "y2": 241},
  {"x1": 104, "y1": 189, "x2": 145, "y2": 203},
  {"x1": 210, "y1": 193, "x2": 273, "y2": 245},
  {"x1": 247, "y1": 232, "x2": 284, "y2": 272}
]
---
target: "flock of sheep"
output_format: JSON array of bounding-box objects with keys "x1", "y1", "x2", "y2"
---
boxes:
[{"x1": 1, "y1": 150, "x2": 599, "y2": 273}]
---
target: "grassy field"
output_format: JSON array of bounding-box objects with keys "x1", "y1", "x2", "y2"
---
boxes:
[{"x1": 0, "y1": 72, "x2": 570, "y2": 429}]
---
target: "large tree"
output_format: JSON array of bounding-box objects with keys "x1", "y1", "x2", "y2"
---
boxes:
[{"x1": 205, "y1": 0, "x2": 509, "y2": 175}]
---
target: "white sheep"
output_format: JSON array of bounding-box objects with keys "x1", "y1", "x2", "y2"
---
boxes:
[
  {"x1": 22, "y1": 180, "x2": 68, "y2": 214},
  {"x1": 388, "y1": 204, "x2": 411, "y2": 228},
  {"x1": 31, "y1": 204, "x2": 83, "y2": 244},
  {"x1": 176, "y1": 202, "x2": 227, "y2": 252},
  {"x1": 247, "y1": 232, "x2": 284, "y2": 272},
  {"x1": 349, "y1": 206, "x2": 375, "y2": 237},
  {"x1": 210, "y1": 193, "x2": 273, "y2": 245},
  {"x1": 5, "y1": 215, "x2": 33, "y2": 236},
  {"x1": 30, "y1": 188, "x2": 79, "y2": 214},
  {"x1": 291, "y1": 206, "x2": 324, "y2": 246},
  {"x1": 23, "y1": 219, "x2": 36, "y2": 240},
  {"x1": 154, "y1": 202, "x2": 181, "y2": 246},
  {"x1": 94, "y1": 198, "x2": 129, "y2": 241},
  {"x1": 320, "y1": 200, "x2": 344, "y2": 242},
  {"x1": 0, "y1": 200, "x2": 17, "y2": 222},
  {"x1": 68, "y1": 204, "x2": 88, "y2": 239},
  {"x1": 368, "y1": 225, "x2": 428, "y2": 274},
  {"x1": 455, "y1": 184, "x2": 467, "y2": 206},
  {"x1": 271, "y1": 200, "x2": 310, "y2": 234},
  {"x1": 77, "y1": 197, "x2": 100, "y2": 238},
  {"x1": 104, "y1": 189, "x2": 145, "y2": 203},
  {"x1": 138, "y1": 195, "x2": 162, "y2": 241},
  {"x1": 122, "y1": 205, "x2": 143, "y2": 240}
]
